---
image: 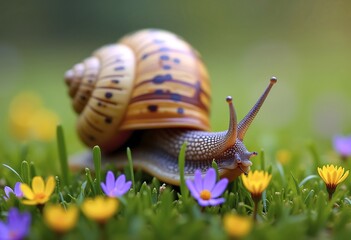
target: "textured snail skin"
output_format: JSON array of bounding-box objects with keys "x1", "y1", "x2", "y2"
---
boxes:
[{"x1": 66, "y1": 29, "x2": 277, "y2": 185}]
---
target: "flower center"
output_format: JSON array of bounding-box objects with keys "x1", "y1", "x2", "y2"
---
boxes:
[
  {"x1": 9, "y1": 231, "x2": 18, "y2": 239},
  {"x1": 200, "y1": 190, "x2": 211, "y2": 200},
  {"x1": 35, "y1": 193, "x2": 46, "y2": 200}
]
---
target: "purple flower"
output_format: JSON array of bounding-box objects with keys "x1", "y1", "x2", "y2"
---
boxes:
[
  {"x1": 3, "y1": 182, "x2": 23, "y2": 201},
  {"x1": 0, "y1": 208, "x2": 31, "y2": 240},
  {"x1": 333, "y1": 135, "x2": 351, "y2": 158},
  {"x1": 101, "y1": 171, "x2": 132, "y2": 197},
  {"x1": 186, "y1": 168, "x2": 228, "y2": 206}
]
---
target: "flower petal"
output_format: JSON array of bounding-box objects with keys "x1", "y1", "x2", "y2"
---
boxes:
[
  {"x1": 22, "y1": 199, "x2": 39, "y2": 205},
  {"x1": 194, "y1": 169, "x2": 203, "y2": 192},
  {"x1": 209, "y1": 197, "x2": 225, "y2": 206},
  {"x1": 186, "y1": 179, "x2": 200, "y2": 199},
  {"x1": 14, "y1": 182, "x2": 23, "y2": 197},
  {"x1": 101, "y1": 183, "x2": 109, "y2": 196},
  {"x1": 44, "y1": 176, "x2": 55, "y2": 197},
  {"x1": 32, "y1": 176, "x2": 45, "y2": 194},
  {"x1": 336, "y1": 170, "x2": 349, "y2": 185},
  {"x1": 197, "y1": 198, "x2": 210, "y2": 207},
  {"x1": 203, "y1": 168, "x2": 216, "y2": 191},
  {"x1": 20, "y1": 183, "x2": 34, "y2": 200},
  {"x1": 318, "y1": 168, "x2": 327, "y2": 183},
  {"x1": 4, "y1": 186, "x2": 14, "y2": 198},
  {"x1": 106, "y1": 171, "x2": 115, "y2": 191},
  {"x1": 0, "y1": 222, "x2": 9, "y2": 237},
  {"x1": 211, "y1": 178, "x2": 229, "y2": 198},
  {"x1": 117, "y1": 181, "x2": 132, "y2": 196},
  {"x1": 115, "y1": 174, "x2": 126, "y2": 190}
]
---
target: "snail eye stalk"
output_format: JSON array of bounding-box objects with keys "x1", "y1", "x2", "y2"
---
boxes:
[{"x1": 237, "y1": 77, "x2": 277, "y2": 141}]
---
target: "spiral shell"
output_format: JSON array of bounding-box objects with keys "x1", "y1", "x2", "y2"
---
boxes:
[{"x1": 65, "y1": 29, "x2": 211, "y2": 151}]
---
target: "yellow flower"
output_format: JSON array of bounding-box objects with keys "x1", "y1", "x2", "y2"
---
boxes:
[
  {"x1": 242, "y1": 170, "x2": 272, "y2": 201},
  {"x1": 317, "y1": 164, "x2": 349, "y2": 199},
  {"x1": 276, "y1": 149, "x2": 292, "y2": 165},
  {"x1": 81, "y1": 196, "x2": 118, "y2": 223},
  {"x1": 9, "y1": 91, "x2": 59, "y2": 141},
  {"x1": 223, "y1": 214, "x2": 252, "y2": 238},
  {"x1": 20, "y1": 176, "x2": 56, "y2": 205},
  {"x1": 44, "y1": 204, "x2": 78, "y2": 233}
]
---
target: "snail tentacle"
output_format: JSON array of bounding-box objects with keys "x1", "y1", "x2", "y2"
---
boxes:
[
  {"x1": 223, "y1": 96, "x2": 237, "y2": 149},
  {"x1": 237, "y1": 77, "x2": 277, "y2": 141}
]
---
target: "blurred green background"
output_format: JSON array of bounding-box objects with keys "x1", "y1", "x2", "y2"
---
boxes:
[{"x1": 1, "y1": 0, "x2": 351, "y2": 156}]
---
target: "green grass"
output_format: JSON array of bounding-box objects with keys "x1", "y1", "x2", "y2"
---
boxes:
[
  {"x1": 1, "y1": 123, "x2": 351, "y2": 239},
  {"x1": 1, "y1": 39, "x2": 351, "y2": 239}
]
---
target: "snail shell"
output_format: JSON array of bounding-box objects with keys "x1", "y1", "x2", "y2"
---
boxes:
[
  {"x1": 65, "y1": 29, "x2": 277, "y2": 185},
  {"x1": 65, "y1": 29, "x2": 210, "y2": 152}
]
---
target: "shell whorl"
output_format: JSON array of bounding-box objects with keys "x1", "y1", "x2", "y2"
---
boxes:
[
  {"x1": 65, "y1": 29, "x2": 211, "y2": 151},
  {"x1": 65, "y1": 45, "x2": 136, "y2": 150}
]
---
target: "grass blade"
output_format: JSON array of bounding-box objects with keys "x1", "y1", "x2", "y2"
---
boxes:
[
  {"x1": 85, "y1": 168, "x2": 96, "y2": 196},
  {"x1": 290, "y1": 172, "x2": 301, "y2": 195},
  {"x1": 127, "y1": 147, "x2": 135, "y2": 190},
  {"x1": 299, "y1": 175, "x2": 319, "y2": 188},
  {"x1": 211, "y1": 160, "x2": 219, "y2": 181},
  {"x1": 178, "y1": 142, "x2": 188, "y2": 198},
  {"x1": 21, "y1": 160, "x2": 31, "y2": 185},
  {"x1": 56, "y1": 125, "x2": 70, "y2": 186},
  {"x1": 2, "y1": 164, "x2": 23, "y2": 182},
  {"x1": 260, "y1": 148, "x2": 265, "y2": 170}
]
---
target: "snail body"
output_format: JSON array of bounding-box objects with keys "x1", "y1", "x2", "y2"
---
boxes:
[{"x1": 65, "y1": 29, "x2": 276, "y2": 185}]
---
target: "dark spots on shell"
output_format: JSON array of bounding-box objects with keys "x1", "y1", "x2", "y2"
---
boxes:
[
  {"x1": 115, "y1": 66, "x2": 125, "y2": 71},
  {"x1": 173, "y1": 58, "x2": 181, "y2": 64},
  {"x1": 142, "y1": 54, "x2": 148, "y2": 60},
  {"x1": 170, "y1": 93, "x2": 181, "y2": 101},
  {"x1": 163, "y1": 65, "x2": 171, "y2": 70},
  {"x1": 105, "y1": 117, "x2": 112, "y2": 124},
  {"x1": 147, "y1": 105, "x2": 158, "y2": 112},
  {"x1": 152, "y1": 74, "x2": 172, "y2": 84},
  {"x1": 177, "y1": 107, "x2": 184, "y2": 114},
  {"x1": 105, "y1": 92, "x2": 113, "y2": 99},
  {"x1": 160, "y1": 55, "x2": 170, "y2": 61},
  {"x1": 88, "y1": 135, "x2": 95, "y2": 141},
  {"x1": 80, "y1": 95, "x2": 87, "y2": 101},
  {"x1": 97, "y1": 102, "x2": 103, "y2": 107},
  {"x1": 88, "y1": 79, "x2": 93, "y2": 84},
  {"x1": 111, "y1": 80, "x2": 119, "y2": 84},
  {"x1": 155, "y1": 89, "x2": 163, "y2": 95},
  {"x1": 159, "y1": 47, "x2": 169, "y2": 52}
]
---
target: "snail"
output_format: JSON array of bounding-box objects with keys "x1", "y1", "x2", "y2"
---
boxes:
[{"x1": 65, "y1": 29, "x2": 277, "y2": 185}]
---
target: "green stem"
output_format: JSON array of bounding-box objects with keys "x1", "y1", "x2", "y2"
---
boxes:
[
  {"x1": 93, "y1": 146, "x2": 102, "y2": 194},
  {"x1": 99, "y1": 222, "x2": 107, "y2": 240},
  {"x1": 253, "y1": 201, "x2": 259, "y2": 222},
  {"x1": 252, "y1": 195, "x2": 261, "y2": 222}
]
